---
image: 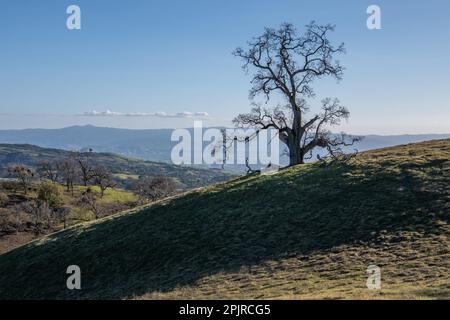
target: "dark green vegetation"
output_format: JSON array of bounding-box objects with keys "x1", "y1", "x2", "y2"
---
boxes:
[
  {"x1": 0, "y1": 140, "x2": 448, "y2": 299},
  {"x1": 0, "y1": 144, "x2": 234, "y2": 189}
]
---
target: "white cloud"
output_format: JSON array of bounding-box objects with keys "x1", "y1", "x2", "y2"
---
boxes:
[
  {"x1": 193, "y1": 112, "x2": 209, "y2": 117},
  {"x1": 82, "y1": 110, "x2": 209, "y2": 118}
]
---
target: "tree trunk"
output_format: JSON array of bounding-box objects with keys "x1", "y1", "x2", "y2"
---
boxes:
[
  {"x1": 287, "y1": 108, "x2": 304, "y2": 166},
  {"x1": 288, "y1": 142, "x2": 304, "y2": 166}
]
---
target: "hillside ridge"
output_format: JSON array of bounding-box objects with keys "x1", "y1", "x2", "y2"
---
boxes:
[
  {"x1": 0, "y1": 143, "x2": 234, "y2": 189},
  {"x1": 0, "y1": 139, "x2": 448, "y2": 299}
]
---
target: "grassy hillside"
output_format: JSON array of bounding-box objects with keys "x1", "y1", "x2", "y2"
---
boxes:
[
  {"x1": 0, "y1": 139, "x2": 448, "y2": 299},
  {"x1": 0, "y1": 144, "x2": 234, "y2": 189}
]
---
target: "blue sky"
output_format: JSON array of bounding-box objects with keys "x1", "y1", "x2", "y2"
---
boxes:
[{"x1": 0, "y1": 0, "x2": 449, "y2": 134}]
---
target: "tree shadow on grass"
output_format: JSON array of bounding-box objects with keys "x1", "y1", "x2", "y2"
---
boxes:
[{"x1": 0, "y1": 159, "x2": 447, "y2": 299}]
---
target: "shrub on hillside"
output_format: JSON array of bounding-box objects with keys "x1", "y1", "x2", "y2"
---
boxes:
[
  {"x1": 0, "y1": 206, "x2": 31, "y2": 234},
  {"x1": 37, "y1": 181, "x2": 63, "y2": 209},
  {"x1": 19, "y1": 201, "x2": 54, "y2": 234},
  {"x1": 0, "y1": 191, "x2": 8, "y2": 207},
  {"x1": 0, "y1": 180, "x2": 22, "y2": 193},
  {"x1": 68, "y1": 207, "x2": 95, "y2": 225},
  {"x1": 0, "y1": 208, "x2": 13, "y2": 233}
]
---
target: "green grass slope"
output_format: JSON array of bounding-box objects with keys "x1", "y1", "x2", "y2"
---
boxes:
[{"x1": 0, "y1": 140, "x2": 449, "y2": 299}]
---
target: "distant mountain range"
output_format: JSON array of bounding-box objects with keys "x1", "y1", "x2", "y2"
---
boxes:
[
  {"x1": 0, "y1": 125, "x2": 175, "y2": 162},
  {"x1": 0, "y1": 125, "x2": 449, "y2": 167}
]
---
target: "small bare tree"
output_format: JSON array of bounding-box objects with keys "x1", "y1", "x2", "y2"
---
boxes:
[
  {"x1": 8, "y1": 165, "x2": 35, "y2": 194},
  {"x1": 56, "y1": 205, "x2": 72, "y2": 229},
  {"x1": 1, "y1": 205, "x2": 29, "y2": 234},
  {"x1": 58, "y1": 158, "x2": 79, "y2": 196},
  {"x1": 74, "y1": 151, "x2": 94, "y2": 186},
  {"x1": 91, "y1": 166, "x2": 115, "y2": 197},
  {"x1": 233, "y1": 22, "x2": 360, "y2": 165},
  {"x1": 20, "y1": 200, "x2": 53, "y2": 234},
  {"x1": 36, "y1": 160, "x2": 59, "y2": 183},
  {"x1": 133, "y1": 175, "x2": 177, "y2": 202},
  {"x1": 79, "y1": 187, "x2": 101, "y2": 219}
]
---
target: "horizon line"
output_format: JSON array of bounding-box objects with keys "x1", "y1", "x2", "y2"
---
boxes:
[{"x1": 0, "y1": 124, "x2": 449, "y2": 137}]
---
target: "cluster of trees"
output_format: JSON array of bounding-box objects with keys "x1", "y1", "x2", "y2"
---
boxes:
[
  {"x1": 35, "y1": 152, "x2": 115, "y2": 197},
  {"x1": 0, "y1": 181, "x2": 68, "y2": 235},
  {"x1": 0, "y1": 151, "x2": 178, "y2": 236},
  {"x1": 1, "y1": 152, "x2": 116, "y2": 235},
  {"x1": 3, "y1": 154, "x2": 114, "y2": 197}
]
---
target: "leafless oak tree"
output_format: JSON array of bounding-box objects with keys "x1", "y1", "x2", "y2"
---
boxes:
[
  {"x1": 133, "y1": 175, "x2": 177, "y2": 202},
  {"x1": 233, "y1": 22, "x2": 360, "y2": 165},
  {"x1": 74, "y1": 151, "x2": 94, "y2": 187},
  {"x1": 80, "y1": 187, "x2": 101, "y2": 219},
  {"x1": 36, "y1": 160, "x2": 59, "y2": 183},
  {"x1": 20, "y1": 200, "x2": 53, "y2": 234},
  {"x1": 59, "y1": 158, "x2": 79, "y2": 195},
  {"x1": 8, "y1": 165, "x2": 35, "y2": 194},
  {"x1": 91, "y1": 166, "x2": 115, "y2": 197}
]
